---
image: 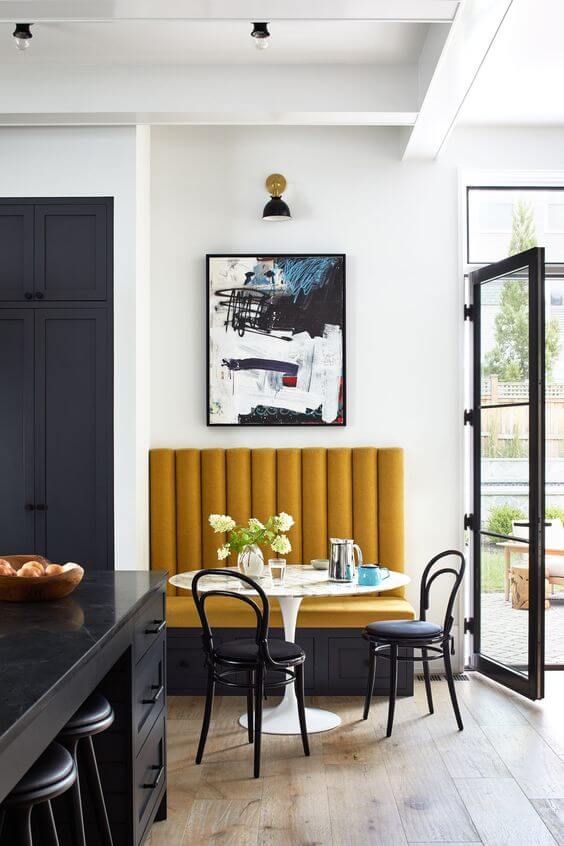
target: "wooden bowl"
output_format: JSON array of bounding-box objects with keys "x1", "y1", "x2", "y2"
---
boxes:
[{"x1": 0, "y1": 555, "x2": 84, "y2": 602}]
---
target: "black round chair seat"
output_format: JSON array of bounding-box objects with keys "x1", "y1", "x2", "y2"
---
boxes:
[
  {"x1": 5, "y1": 742, "x2": 76, "y2": 806},
  {"x1": 215, "y1": 638, "x2": 304, "y2": 664},
  {"x1": 59, "y1": 692, "x2": 114, "y2": 738},
  {"x1": 364, "y1": 619, "x2": 443, "y2": 640}
]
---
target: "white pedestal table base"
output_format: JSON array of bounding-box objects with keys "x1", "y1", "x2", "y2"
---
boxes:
[{"x1": 238, "y1": 594, "x2": 342, "y2": 735}]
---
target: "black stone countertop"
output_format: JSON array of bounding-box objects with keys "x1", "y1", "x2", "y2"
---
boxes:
[{"x1": 0, "y1": 570, "x2": 166, "y2": 757}]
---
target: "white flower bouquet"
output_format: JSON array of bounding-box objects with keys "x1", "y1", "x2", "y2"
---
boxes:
[{"x1": 208, "y1": 512, "x2": 294, "y2": 561}]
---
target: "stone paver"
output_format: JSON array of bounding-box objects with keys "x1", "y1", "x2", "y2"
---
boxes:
[{"x1": 481, "y1": 591, "x2": 564, "y2": 666}]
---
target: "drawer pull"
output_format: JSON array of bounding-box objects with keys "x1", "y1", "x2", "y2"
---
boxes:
[
  {"x1": 142, "y1": 684, "x2": 164, "y2": 705},
  {"x1": 143, "y1": 764, "x2": 164, "y2": 790},
  {"x1": 145, "y1": 619, "x2": 166, "y2": 635}
]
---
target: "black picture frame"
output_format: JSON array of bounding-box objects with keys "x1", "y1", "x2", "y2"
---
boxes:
[{"x1": 206, "y1": 253, "x2": 346, "y2": 427}]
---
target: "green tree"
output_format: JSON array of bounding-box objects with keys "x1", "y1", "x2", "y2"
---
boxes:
[
  {"x1": 509, "y1": 199, "x2": 537, "y2": 256},
  {"x1": 483, "y1": 199, "x2": 560, "y2": 381}
]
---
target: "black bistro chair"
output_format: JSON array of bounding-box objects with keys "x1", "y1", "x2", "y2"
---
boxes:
[
  {"x1": 191, "y1": 568, "x2": 310, "y2": 778},
  {"x1": 362, "y1": 549, "x2": 465, "y2": 737}
]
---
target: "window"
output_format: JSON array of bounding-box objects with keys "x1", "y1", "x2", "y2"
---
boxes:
[{"x1": 467, "y1": 187, "x2": 564, "y2": 264}]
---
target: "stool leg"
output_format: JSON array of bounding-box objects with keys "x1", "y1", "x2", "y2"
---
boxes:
[
  {"x1": 444, "y1": 641, "x2": 464, "y2": 731},
  {"x1": 82, "y1": 736, "x2": 114, "y2": 846},
  {"x1": 14, "y1": 806, "x2": 33, "y2": 846},
  {"x1": 37, "y1": 801, "x2": 60, "y2": 846},
  {"x1": 64, "y1": 740, "x2": 86, "y2": 846},
  {"x1": 386, "y1": 645, "x2": 398, "y2": 738}
]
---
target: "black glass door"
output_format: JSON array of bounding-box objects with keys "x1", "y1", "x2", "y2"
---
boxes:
[{"x1": 470, "y1": 247, "x2": 545, "y2": 699}]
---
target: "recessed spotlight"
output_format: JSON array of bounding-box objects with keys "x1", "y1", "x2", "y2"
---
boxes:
[
  {"x1": 251, "y1": 22, "x2": 270, "y2": 50},
  {"x1": 13, "y1": 23, "x2": 33, "y2": 51}
]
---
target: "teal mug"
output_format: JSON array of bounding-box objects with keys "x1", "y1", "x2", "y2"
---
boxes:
[{"x1": 358, "y1": 563, "x2": 390, "y2": 587}]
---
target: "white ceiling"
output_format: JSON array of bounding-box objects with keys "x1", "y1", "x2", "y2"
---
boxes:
[
  {"x1": 459, "y1": 0, "x2": 564, "y2": 126},
  {"x1": 0, "y1": 20, "x2": 429, "y2": 65}
]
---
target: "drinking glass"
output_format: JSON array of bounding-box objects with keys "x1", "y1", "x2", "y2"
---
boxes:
[{"x1": 268, "y1": 558, "x2": 286, "y2": 585}]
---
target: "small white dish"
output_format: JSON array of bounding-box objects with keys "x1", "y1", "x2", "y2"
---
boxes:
[{"x1": 311, "y1": 558, "x2": 329, "y2": 571}]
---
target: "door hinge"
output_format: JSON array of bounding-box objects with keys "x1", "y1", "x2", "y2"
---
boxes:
[
  {"x1": 464, "y1": 409, "x2": 474, "y2": 426},
  {"x1": 464, "y1": 304, "x2": 474, "y2": 321},
  {"x1": 464, "y1": 513, "x2": 474, "y2": 531},
  {"x1": 464, "y1": 618, "x2": 474, "y2": 635}
]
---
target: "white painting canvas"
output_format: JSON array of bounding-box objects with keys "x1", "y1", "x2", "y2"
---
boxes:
[{"x1": 207, "y1": 254, "x2": 346, "y2": 426}]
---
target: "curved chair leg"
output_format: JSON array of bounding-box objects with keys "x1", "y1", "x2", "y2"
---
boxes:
[
  {"x1": 421, "y1": 647, "x2": 434, "y2": 715},
  {"x1": 37, "y1": 800, "x2": 60, "y2": 846},
  {"x1": 386, "y1": 645, "x2": 398, "y2": 738},
  {"x1": 83, "y1": 736, "x2": 114, "y2": 846},
  {"x1": 444, "y1": 642, "x2": 463, "y2": 731},
  {"x1": 196, "y1": 667, "x2": 215, "y2": 765},
  {"x1": 15, "y1": 806, "x2": 33, "y2": 846},
  {"x1": 295, "y1": 664, "x2": 310, "y2": 757},
  {"x1": 363, "y1": 645, "x2": 377, "y2": 720},
  {"x1": 246, "y1": 671, "x2": 254, "y2": 744},
  {"x1": 253, "y1": 665, "x2": 264, "y2": 779}
]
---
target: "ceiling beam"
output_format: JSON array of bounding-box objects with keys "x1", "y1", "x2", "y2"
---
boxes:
[
  {"x1": 0, "y1": 0, "x2": 459, "y2": 23},
  {"x1": 401, "y1": 0, "x2": 514, "y2": 159}
]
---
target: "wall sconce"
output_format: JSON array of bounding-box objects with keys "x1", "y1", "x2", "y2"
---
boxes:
[{"x1": 262, "y1": 174, "x2": 292, "y2": 222}]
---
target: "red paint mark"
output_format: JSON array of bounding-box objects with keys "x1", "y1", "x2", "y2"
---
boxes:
[{"x1": 283, "y1": 376, "x2": 297, "y2": 387}]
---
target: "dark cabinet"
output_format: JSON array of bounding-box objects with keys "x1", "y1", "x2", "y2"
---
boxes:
[
  {"x1": 0, "y1": 198, "x2": 113, "y2": 569},
  {"x1": 35, "y1": 203, "x2": 108, "y2": 301},
  {"x1": 0, "y1": 206, "x2": 34, "y2": 300},
  {"x1": 0, "y1": 199, "x2": 109, "y2": 302},
  {"x1": 0, "y1": 311, "x2": 35, "y2": 553}
]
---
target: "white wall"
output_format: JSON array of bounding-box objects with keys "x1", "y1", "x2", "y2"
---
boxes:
[
  {"x1": 150, "y1": 125, "x2": 461, "y2": 619},
  {"x1": 0, "y1": 125, "x2": 148, "y2": 571}
]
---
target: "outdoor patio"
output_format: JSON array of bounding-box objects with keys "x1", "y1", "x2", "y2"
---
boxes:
[{"x1": 482, "y1": 591, "x2": 564, "y2": 666}]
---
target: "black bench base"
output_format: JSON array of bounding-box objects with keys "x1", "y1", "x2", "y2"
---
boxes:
[{"x1": 167, "y1": 627, "x2": 413, "y2": 697}]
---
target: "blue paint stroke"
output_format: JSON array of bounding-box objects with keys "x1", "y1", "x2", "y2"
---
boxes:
[
  {"x1": 276, "y1": 257, "x2": 338, "y2": 300},
  {"x1": 222, "y1": 358, "x2": 298, "y2": 375}
]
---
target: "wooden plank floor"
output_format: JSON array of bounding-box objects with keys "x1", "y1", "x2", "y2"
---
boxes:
[{"x1": 147, "y1": 673, "x2": 564, "y2": 845}]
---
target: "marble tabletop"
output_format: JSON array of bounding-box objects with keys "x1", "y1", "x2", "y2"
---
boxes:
[{"x1": 169, "y1": 564, "x2": 410, "y2": 597}]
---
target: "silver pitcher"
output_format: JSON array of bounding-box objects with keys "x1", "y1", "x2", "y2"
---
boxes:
[{"x1": 329, "y1": 538, "x2": 363, "y2": 582}]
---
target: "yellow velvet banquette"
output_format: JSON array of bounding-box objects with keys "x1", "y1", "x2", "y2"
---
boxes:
[{"x1": 149, "y1": 446, "x2": 416, "y2": 629}]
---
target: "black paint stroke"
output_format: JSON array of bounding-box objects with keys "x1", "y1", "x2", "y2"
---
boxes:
[{"x1": 222, "y1": 358, "x2": 298, "y2": 375}]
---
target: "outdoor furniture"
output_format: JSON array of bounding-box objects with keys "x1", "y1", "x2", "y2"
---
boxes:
[
  {"x1": 510, "y1": 564, "x2": 551, "y2": 610},
  {"x1": 500, "y1": 519, "x2": 564, "y2": 601},
  {"x1": 190, "y1": 568, "x2": 309, "y2": 779},
  {"x1": 362, "y1": 550, "x2": 465, "y2": 737},
  {"x1": 171, "y1": 564, "x2": 411, "y2": 734}
]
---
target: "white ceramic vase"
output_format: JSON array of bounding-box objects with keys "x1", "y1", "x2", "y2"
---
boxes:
[{"x1": 238, "y1": 544, "x2": 265, "y2": 578}]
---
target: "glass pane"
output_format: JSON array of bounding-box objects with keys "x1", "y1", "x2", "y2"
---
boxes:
[
  {"x1": 480, "y1": 406, "x2": 529, "y2": 532},
  {"x1": 468, "y1": 187, "x2": 564, "y2": 264},
  {"x1": 480, "y1": 269, "x2": 529, "y2": 405},
  {"x1": 479, "y1": 534, "x2": 529, "y2": 675}
]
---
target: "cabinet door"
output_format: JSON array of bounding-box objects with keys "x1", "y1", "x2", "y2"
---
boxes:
[
  {"x1": 0, "y1": 310, "x2": 35, "y2": 552},
  {"x1": 35, "y1": 309, "x2": 112, "y2": 568},
  {"x1": 0, "y1": 205, "x2": 34, "y2": 301},
  {"x1": 34, "y1": 203, "x2": 108, "y2": 301}
]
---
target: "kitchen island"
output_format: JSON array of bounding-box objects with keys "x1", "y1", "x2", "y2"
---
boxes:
[{"x1": 0, "y1": 570, "x2": 167, "y2": 845}]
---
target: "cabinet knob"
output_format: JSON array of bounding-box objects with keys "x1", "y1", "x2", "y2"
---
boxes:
[
  {"x1": 24, "y1": 292, "x2": 33, "y2": 300},
  {"x1": 25, "y1": 504, "x2": 35, "y2": 511},
  {"x1": 35, "y1": 292, "x2": 44, "y2": 300},
  {"x1": 36, "y1": 503, "x2": 48, "y2": 511}
]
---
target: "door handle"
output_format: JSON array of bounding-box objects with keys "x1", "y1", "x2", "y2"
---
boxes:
[
  {"x1": 142, "y1": 765, "x2": 164, "y2": 790},
  {"x1": 145, "y1": 619, "x2": 166, "y2": 635},
  {"x1": 36, "y1": 504, "x2": 48, "y2": 511},
  {"x1": 25, "y1": 504, "x2": 35, "y2": 511},
  {"x1": 142, "y1": 684, "x2": 164, "y2": 705}
]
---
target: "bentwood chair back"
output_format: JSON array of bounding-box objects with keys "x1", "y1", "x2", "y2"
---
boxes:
[
  {"x1": 363, "y1": 550, "x2": 465, "y2": 737},
  {"x1": 191, "y1": 568, "x2": 309, "y2": 778}
]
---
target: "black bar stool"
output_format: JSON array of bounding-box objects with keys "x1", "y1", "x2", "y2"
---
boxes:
[
  {"x1": 0, "y1": 741, "x2": 76, "y2": 846},
  {"x1": 58, "y1": 692, "x2": 115, "y2": 846}
]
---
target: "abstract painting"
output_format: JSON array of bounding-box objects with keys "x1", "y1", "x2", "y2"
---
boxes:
[{"x1": 207, "y1": 254, "x2": 346, "y2": 426}]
